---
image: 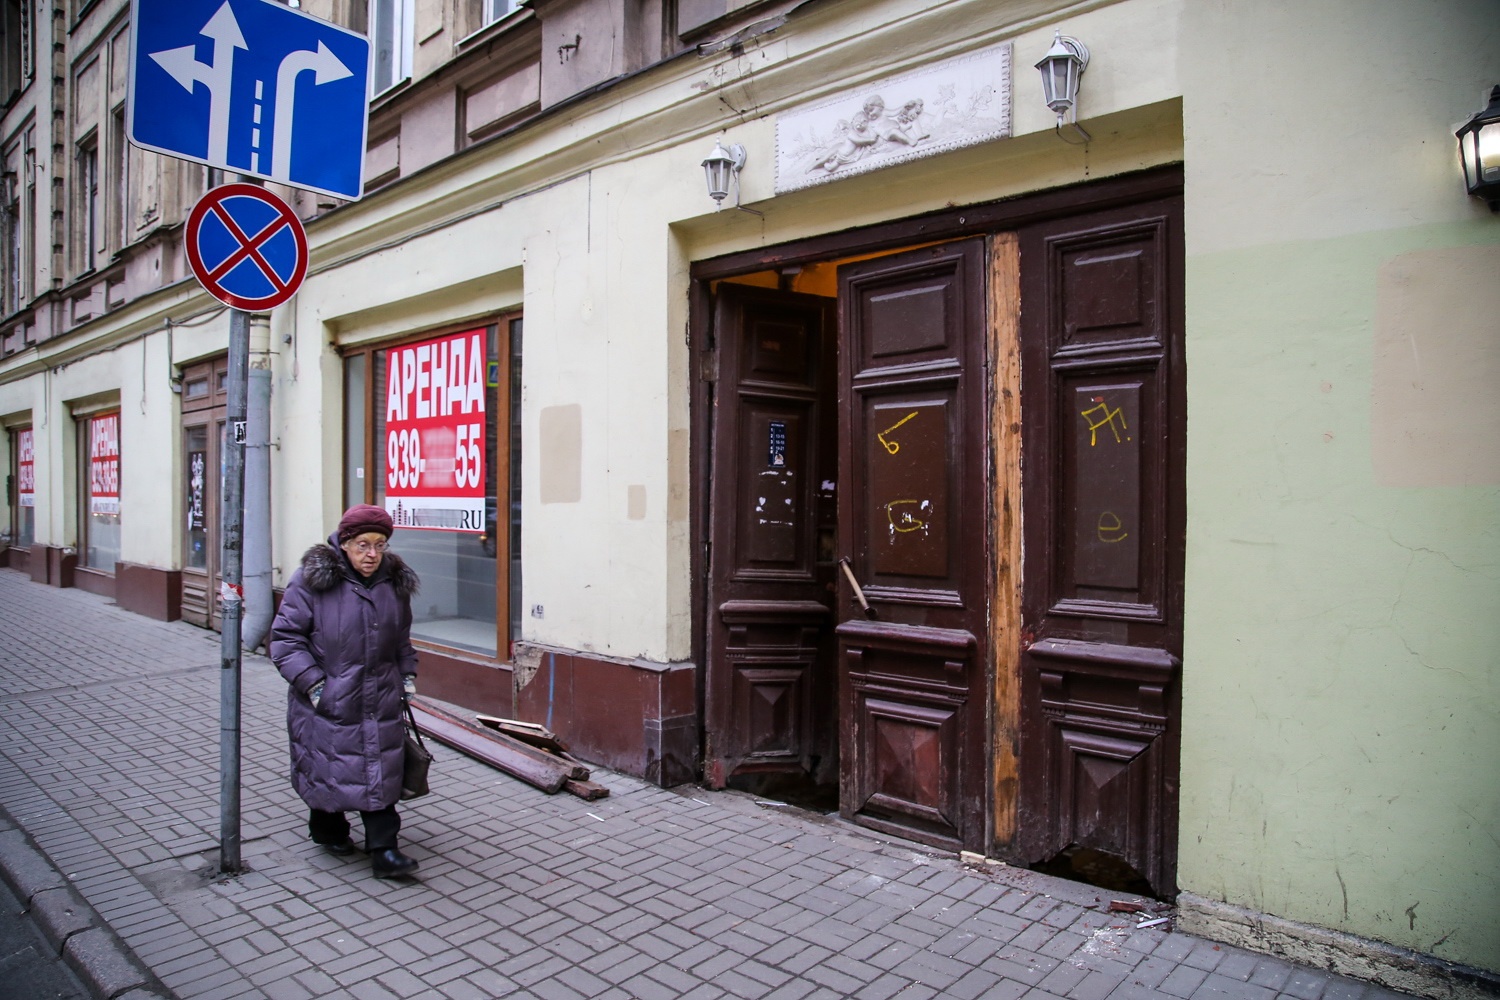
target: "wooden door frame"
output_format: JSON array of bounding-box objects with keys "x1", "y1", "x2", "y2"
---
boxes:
[
  {"x1": 179, "y1": 356, "x2": 229, "y2": 630},
  {"x1": 988, "y1": 232, "x2": 1023, "y2": 849},
  {"x1": 689, "y1": 166, "x2": 1185, "y2": 829}
]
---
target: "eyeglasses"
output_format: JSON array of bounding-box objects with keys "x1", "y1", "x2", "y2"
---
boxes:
[{"x1": 351, "y1": 540, "x2": 388, "y2": 554}]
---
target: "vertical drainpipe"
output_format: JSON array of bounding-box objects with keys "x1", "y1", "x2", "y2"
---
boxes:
[{"x1": 241, "y1": 312, "x2": 274, "y2": 652}]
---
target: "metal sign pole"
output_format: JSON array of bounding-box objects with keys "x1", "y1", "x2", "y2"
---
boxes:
[
  {"x1": 129, "y1": 0, "x2": 367, "y2": 879},
  {"x1": 220, "y1": 307, "x2": 249, "y2": 874}
]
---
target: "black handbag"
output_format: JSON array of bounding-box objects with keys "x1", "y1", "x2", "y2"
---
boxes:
[{"x1": 401, "y1": 700, "x2": 432, "y2": 800}]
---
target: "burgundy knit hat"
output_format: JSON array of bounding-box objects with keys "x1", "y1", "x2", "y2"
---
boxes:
[{"x1": 337, "y1": 504, "x2": 394, "y2": 543}]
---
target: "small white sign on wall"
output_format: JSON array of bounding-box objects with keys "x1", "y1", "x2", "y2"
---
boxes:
[{"x1": 775, "y1": 43, "x2": 1012, "y2": 194}]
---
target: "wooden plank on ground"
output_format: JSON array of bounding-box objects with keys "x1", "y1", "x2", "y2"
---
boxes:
[{"x1": 408, "y1": 699, "x2": 573, "y2": 793}]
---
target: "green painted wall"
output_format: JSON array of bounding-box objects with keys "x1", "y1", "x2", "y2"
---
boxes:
[{"x1": 1179, "y1": 0, "x2": 1500, "y2": 972}]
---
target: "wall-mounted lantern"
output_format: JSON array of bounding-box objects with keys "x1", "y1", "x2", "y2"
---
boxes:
[
  {"x1": 1457, "y1": 85, "x2": 1500, "y2": 212},
  {"x1": 702, "y1": 139, "x2": 761, "y2": 215},
  {"x1": 1036, "y1": 30, "x2": 1090, "y2": 142}
]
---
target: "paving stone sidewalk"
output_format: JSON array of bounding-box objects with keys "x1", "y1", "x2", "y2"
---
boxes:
[{"x1": 0, "y1": 567, "x2": 1419, "y2": 1000}]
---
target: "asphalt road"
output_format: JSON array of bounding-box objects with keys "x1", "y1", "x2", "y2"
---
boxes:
[{"x1": 0, "y1": 874, "x2": 89, "y2": 1000}]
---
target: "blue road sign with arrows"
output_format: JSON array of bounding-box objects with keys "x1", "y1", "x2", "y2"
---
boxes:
[{"x1": 128, "y1": 0, "x2": 370, "y2": 201}]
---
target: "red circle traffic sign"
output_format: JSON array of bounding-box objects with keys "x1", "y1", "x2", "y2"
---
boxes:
[{"x1": 185, "y1": 184, "x2": 309, "y2": 311}]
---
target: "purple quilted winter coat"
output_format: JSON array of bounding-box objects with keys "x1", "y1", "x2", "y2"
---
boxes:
[{"x1": 269, "y1": 535, "x2": 419, "y2": 813}]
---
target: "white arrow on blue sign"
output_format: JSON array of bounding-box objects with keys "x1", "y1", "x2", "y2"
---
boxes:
[{"x1": 128, "y1": 0, "x2": 370, "y2": 201}]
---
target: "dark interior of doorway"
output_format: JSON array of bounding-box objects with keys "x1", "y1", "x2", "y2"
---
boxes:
[
  {"x1": 725, "y1": 770, "x2": 840, "y2": 814},
  {"x1": 1035, "y1": 845, "x2": 1156, "y2": 898}
]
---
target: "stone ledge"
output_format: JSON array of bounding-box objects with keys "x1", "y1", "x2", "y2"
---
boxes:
[{"x1": 1177, "y1": 891, "x2": 1500, "y2": 1000}]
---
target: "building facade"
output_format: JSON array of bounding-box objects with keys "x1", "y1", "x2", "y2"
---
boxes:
[{"x1": 1, "y1": 0, "x2": 1496, "y2": 993}]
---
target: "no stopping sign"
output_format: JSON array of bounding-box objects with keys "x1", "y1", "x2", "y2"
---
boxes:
[{"x1": 186, "y1": 184, "x2": 308, "y2": 311}]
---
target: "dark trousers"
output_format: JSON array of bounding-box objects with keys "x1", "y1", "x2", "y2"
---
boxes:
[{"x1": 309, "y1": 806, "x2": 400, "y2": 850}]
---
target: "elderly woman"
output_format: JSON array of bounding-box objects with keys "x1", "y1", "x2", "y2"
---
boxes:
[{"x1": 269, "y1": 504, "x2": 422, "y2": 879}]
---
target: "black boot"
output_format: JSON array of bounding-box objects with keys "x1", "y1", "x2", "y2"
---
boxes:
[
  {"x1": 317, "y1": 837, "x2": 356, "y2": 856},
  {"x1": 371, "y1": 847, "x2": 419, "y2": 879}
]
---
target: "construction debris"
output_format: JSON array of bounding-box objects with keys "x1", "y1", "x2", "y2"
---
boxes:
[
  {"x1": 565, "y1": 779, "x2": 610, "y2": 800},
  {"x1": 408, "y1": 699, "x2": 608, "y2": 800}
]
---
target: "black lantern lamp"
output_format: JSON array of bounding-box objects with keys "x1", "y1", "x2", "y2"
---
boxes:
[
  {"x1": 1036, "y1": 30, "x2": 1090, "y2": 140},
  {"x1": 1457, "y1": 85, "x2": 1500, "y2": 211}
]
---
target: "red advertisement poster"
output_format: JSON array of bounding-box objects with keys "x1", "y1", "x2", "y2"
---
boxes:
[
  {"x1": 383, "y1": 328, "x2": 487, "y2": 532},
  {"x1": 89, "y1": 412, "x2": 120, "y2": 516},
  {"x1": 17, "y1": 427, "x2": 34, "y2": 508}
]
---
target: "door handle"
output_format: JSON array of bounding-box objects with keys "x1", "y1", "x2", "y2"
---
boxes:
[{"x1": 838, "y1": 557, "x2": 877, "y2": 619}]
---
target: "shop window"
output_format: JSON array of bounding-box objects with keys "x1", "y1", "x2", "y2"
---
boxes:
[
  {"x1": 344, "y1": 317, "x2": 522, "y2": 657},
  {"x1": 78, "y1": 410, "x2": 120, "y2": 571},
  {"x1": 9, "y1": 424, "x2": 34, "y2": 547},
  {"x1": 369, "y1": 0, "x2": 413, "y2": 97},
  {"x1": 184, "y1": 423, "x2": 209, "y2": 571}
]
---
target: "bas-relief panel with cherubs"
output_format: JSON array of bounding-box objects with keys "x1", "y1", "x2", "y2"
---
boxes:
[{"x1": 774, "y1": 44, "x2": 1013, "y2": 194}]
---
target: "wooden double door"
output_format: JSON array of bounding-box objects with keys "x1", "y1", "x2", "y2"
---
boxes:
[{"x1": 702, "y1": 181, "x2": 1184, "y2": 893}]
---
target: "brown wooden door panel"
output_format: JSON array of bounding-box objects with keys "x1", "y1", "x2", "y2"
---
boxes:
[
  {"x1": 850, "y1": 683, "x2": 963, "y2": 843},
  {"x1": 837, "y1": 240, "x2": 988, "y2": 852},
  {"x1": 1018, "y1": 198, "x2": 1185, "y2": 897},
  {"x1": 706, "y1": 286, "x2": 837, "y2": 790},
  {"x1": 861, "y1": 393, "x2": 957, "y2": 597},
  {"x1": 1052, "y1": 364, "x2": 1166, "y2": 620},
  {"x1": 718, "y1": 599, "x2": 829, "y2": 770},
  {"x1": 838, "y1": 619, "x2": 975, "y2": 849},
  {"x1": 732, "y1": 403, "x2": 817, "y2": 577}
]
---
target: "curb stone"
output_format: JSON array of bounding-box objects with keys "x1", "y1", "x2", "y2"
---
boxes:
[
  {"x1": 30, "y1": 883, "x2": 96, "y2": 951},
  {"x1": 0, "y1": 826, "x2": 68, "y2": 898},
  {"x1": 64, "y1": 928, "x2": 166, "y2": 1000},
  {"x1": 0, "y1": 805, "x2": 175, "y2": 1000}
]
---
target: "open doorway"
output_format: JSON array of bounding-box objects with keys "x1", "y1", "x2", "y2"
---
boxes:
[
  {"x1": 693, "y1": 170, "x2": 1186, "y2": 895},
  {"x1": 700, "y1": 238, "x2": 995, "y2": 853}
]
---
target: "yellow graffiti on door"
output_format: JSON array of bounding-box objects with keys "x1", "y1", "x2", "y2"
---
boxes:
[
  {"x1": 885, "y1": 499, "x2": 931, "y2": 541},
  {"x1": 877, "y1": 411, "x2": 919, "y2": 455},
  {"x1": 1097, "y1": 511, "x2": 1129, "y2": 543},
  {"x1": 1081, "y1": 398, "x2": 1130, "y2": 446}
]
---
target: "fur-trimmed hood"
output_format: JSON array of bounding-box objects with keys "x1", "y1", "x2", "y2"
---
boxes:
[{"x1": 299, "y1": 541, "x2": 419, "y2": 600}]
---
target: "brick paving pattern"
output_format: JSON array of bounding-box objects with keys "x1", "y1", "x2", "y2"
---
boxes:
[{"x1": 0, "y1": 567, "x2": 1420, "y2": 1000}]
